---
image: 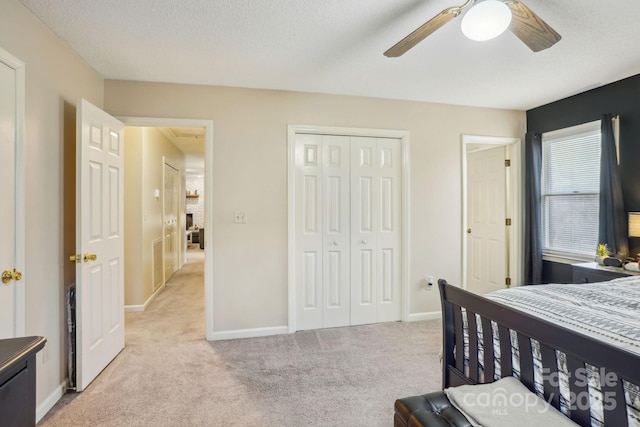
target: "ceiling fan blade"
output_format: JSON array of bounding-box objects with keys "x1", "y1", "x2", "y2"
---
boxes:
[
  {"x1": 384, "y1": 7, "x2": 459, "y2": 57},
  {"x1": 507, "y1": 1, "x2": 561, "y2": 52}
]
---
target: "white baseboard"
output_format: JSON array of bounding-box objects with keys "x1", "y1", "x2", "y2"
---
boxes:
[
  {"x1": 125, "y1": 283, "x2": 166, "y2": 312},
  {"x1": 37, "y1": 380, "x2": 66, "y2": 423},
  {"x1": 408, "y1": 311, "x2": 441, "y2": 322},
  {"x1": 210, "y1": 326, "x2": 289, "y2": 341}
]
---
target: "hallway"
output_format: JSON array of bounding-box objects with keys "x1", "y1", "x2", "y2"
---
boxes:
[{"x1": 125, "y1": 248, "x2": 205, "y2": 345}]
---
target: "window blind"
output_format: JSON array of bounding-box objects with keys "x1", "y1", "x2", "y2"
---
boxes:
[{"x1": 542, "y1": 121, "x2": 601, "y2": 257}]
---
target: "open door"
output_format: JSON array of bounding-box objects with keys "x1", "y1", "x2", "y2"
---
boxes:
[
  {"x1": 0, "y1": 49, "x2": 25, "y2": 339},
  {"x1": 466, "y1": 145, "x2": 507, "y2": 294},
  {"x1": 74, "y1": 99, "x2": 125, "y2": 391}
]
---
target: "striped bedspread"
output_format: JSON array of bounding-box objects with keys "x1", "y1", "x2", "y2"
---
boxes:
[
  {"x1": 481, "y1": 276, "x2": 640, "y2": 426},
  {"x1": 486, "y1": 276, "x2": 640, "y2": 356}
]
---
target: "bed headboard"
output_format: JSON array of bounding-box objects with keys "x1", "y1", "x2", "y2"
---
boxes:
[{"x1": 438, "y1": 279, "x2": 640, "y2": 426}]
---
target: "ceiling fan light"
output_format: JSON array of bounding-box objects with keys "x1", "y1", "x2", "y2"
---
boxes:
[{"x1": 461, "y1": 0, "x2": 512, "y2": 42}]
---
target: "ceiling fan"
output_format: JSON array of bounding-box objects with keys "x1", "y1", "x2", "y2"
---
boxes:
[{"x1": 384, "y1": 0, "x2": 561, "y2": 57}]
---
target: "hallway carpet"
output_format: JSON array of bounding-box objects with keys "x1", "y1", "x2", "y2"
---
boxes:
[{"x1": 38, "y1": 249, "x2": 442, "y2": 426}]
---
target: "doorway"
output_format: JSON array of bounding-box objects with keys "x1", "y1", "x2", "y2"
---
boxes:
[
  {"x1": 119, "y1": 117, "x2": 214, "y2": 340},
  {"x1": 461, "y1": 135, "x2": 522, "y2": 293}
]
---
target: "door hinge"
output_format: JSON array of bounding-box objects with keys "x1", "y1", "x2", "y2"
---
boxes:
[
  {"x1": 505, "y1": 218, "x2": 512, "y2": 226},
  {"x1": 505, "y1": 159, "x2": 511, "y2": 167},
  {"x1": 505, "y1": 277, "x2": 511, "y2": 287}
]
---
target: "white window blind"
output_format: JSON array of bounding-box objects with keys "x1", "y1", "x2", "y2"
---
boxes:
[{"x1": 542, "y1": 120, "x2": 601, "y2": 258}]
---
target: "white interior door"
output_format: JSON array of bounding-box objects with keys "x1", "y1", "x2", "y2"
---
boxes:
[
  {"x1": 163, "y1": 162, "x2": 179, "y2": 281},
  {"x1": 374, "y1": 138, "x2": 402, "y2": 322},
  {"x1": 466, "y1": 146, "x2": 507, "y2": 294},
  {"x1": 350, "y1": 137, "x2": 401, "y2": 325},
  {"x1": 0, "y1": 55, "x2": 23, "y2": 339},
  {"x1": 294, "y1": 133, "x2": 401, "y2": 330},
  {"x1": 295, "y1": 134, "x2": 324, "y2": 330},
  {"x1": 295, "y1": 134, "x2": 351, "y2": 330},
  {"x1": 350, "y1": 137, "x2": 377, "y2": 325},
  {"x1": 76, "y1": 99, "x2": 125, "y2": 391},
  {"x1": 322, "y1": 136, "x2": 350, "y2": 328}
]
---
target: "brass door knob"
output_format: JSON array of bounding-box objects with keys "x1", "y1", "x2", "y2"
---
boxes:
[
  {"x1": 69, "y1": 253, "x2": 98, "y2": 263},
  {"x1": 2, "y1": 269, "x2": 22, "y2": 284},
  {"x1": 467, "y1": 228, "x2": 472, "y2": 234}
]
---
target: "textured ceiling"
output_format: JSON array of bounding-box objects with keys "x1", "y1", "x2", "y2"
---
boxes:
[{"x1": 19, "y1": 0, "x2": 640, "y2": 110}]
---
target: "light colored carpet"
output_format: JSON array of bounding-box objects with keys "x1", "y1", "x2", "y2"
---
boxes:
[{"x1": 39, "y1": 248, "x2": 442, "y2": 426}]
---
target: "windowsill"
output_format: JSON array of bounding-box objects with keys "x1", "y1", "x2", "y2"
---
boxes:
[{"x1": 542, "y1": 252, "x2": 594, "y2": 265}]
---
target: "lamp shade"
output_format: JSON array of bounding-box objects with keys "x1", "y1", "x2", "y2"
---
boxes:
[
  {"x1": 461, "y1": 0, "x2": 512, "y2": 41},
  {"x1": 629, "y1": 212, "x2": 640, "y2": 237}
]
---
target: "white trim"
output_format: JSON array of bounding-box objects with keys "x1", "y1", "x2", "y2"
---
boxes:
[
  {"x1": 36, "y1": 380, "x2": 66, "y2": 423},
  {"x1": 542, "y1": 253, "x2": 592, "y2": 265},
  {"x1": 407, "y1": 311, "x2": 441, "y2": 322},
  {"x1": 461, "y1": 135, "x2": 522, "y2": 289},
  {"x1": 161, "y1": 156, "x2": 167, "y2": 287},
  {"x1": 117, "y1": 117, "x2": 215, "y2": 340},
  {"x1": 211, "y1": 326, "x2": 288, "y2": 341},
  {"x1": 287, "y1": 125, "x2": 411, "y2": 333},
  {"x1": 124, "y1": 282, "x2": 166, "y2": 312},
  {"x1": 0, "y1": 47, "x2": 26, "y2": 336},
  {"x1": 543, "y1": 120, "x2": 600, "y2": 140}
]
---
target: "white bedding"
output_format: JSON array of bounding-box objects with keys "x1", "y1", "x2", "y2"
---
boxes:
[{"x1": 464, "y1": 276, "x2": 640, "y2": 427}]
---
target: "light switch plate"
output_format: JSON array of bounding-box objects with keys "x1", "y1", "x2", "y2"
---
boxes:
[{"x1": 234, "y1": 211, "x2": 247, "y2": 223}]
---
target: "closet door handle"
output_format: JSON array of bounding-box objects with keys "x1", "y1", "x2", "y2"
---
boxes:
[
  {"x1": 360, "y1": 240, "x2": 367, "y2": 245},
  {"x1": 333, "y1": 240, "x2": 339, "y2": 246}
]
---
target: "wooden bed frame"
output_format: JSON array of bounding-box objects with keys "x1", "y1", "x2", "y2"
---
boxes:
[{"x1": 439, "y1": 279, "x2": 640, "y2": 426}]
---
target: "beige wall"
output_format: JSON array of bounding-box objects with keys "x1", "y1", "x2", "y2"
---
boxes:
[
  {"x1": 0, "y1": 0, "x2": 525, "y2": 415},
  {"x1": 124, "y1": 127, "x2": 186, "y2": 307},
  {"x1": 0, "y1": 0, "x2": 103, "y2": 414},
  {"x1": 105, "y1": 81, "x2": 526, "y2": 332},
  {"x1": 124, "y1": 127, "x2": 144, "y2": 304}
]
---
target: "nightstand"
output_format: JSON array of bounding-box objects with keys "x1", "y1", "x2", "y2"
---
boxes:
[{"x1": 572, "y1": 262, "x2": 640, "y2": 283}]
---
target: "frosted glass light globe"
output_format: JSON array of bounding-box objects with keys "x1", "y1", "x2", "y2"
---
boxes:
[{"x1": 461, "y1": 0, "x2": 512, "y2": 41}]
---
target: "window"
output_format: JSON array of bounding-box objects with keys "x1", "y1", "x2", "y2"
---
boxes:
[{"x1": 542, "y1": 121, "x2": 601, "y2": 259}]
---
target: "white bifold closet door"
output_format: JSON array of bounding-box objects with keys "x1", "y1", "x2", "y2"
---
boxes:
[
  {"x1": 350, "y1": 137, "x2": 402, "y2": 325},
  {"x1": 295, "y1": 134, "x2": 401, "y2": 331}
]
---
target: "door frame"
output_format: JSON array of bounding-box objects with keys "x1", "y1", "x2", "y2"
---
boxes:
[
  {"x1": 287, "y1": 125, "x2": 411, "y2": 333},
  {"x1": 0, "y1": 47, "x2": 25, "y2": 336},
  {"x1": 461, "y1": 135, "x2": 522, "y2": 290},
  {"x1": 118, "y1": 116, "x2": 215, "y2": 340}
]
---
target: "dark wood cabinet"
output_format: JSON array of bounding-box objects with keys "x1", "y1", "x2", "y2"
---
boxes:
[
  {"x1": 572, "y1": 262, "x2": 640, "y2": 283},
  {"x1": 0, "y1": 336, "x2": 46, "y2": 426}
]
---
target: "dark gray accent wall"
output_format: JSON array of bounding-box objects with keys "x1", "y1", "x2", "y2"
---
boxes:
[{"x1": 526, "y1": 74, "x2": 640, "y2": 283}]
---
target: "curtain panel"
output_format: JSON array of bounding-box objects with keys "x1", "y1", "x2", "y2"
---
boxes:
[
  {"x1": 599, "y1": 114, "x2": 628, "y2": 259},
  {"x1": 525, "y1": 132, "x2": 543, "y2": 285}
]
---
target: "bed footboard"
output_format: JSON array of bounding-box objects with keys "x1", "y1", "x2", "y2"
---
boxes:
[{"x1": 438, "y1": 279, "x2": 640, "y2": 426}]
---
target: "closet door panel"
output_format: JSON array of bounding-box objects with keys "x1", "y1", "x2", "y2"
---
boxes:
[
  {"x1": 295, "y1": 135, "x2": 324, "y2": 330},
  {"x1": 322, "y1": 136, "x2": 350, "y2": 328},
  {"x1": 350, "y1": 137, "x2": 379, "y2": 325},
  {"x1": 376, "y1": 138, "x2": 402, "y2": 322}
]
